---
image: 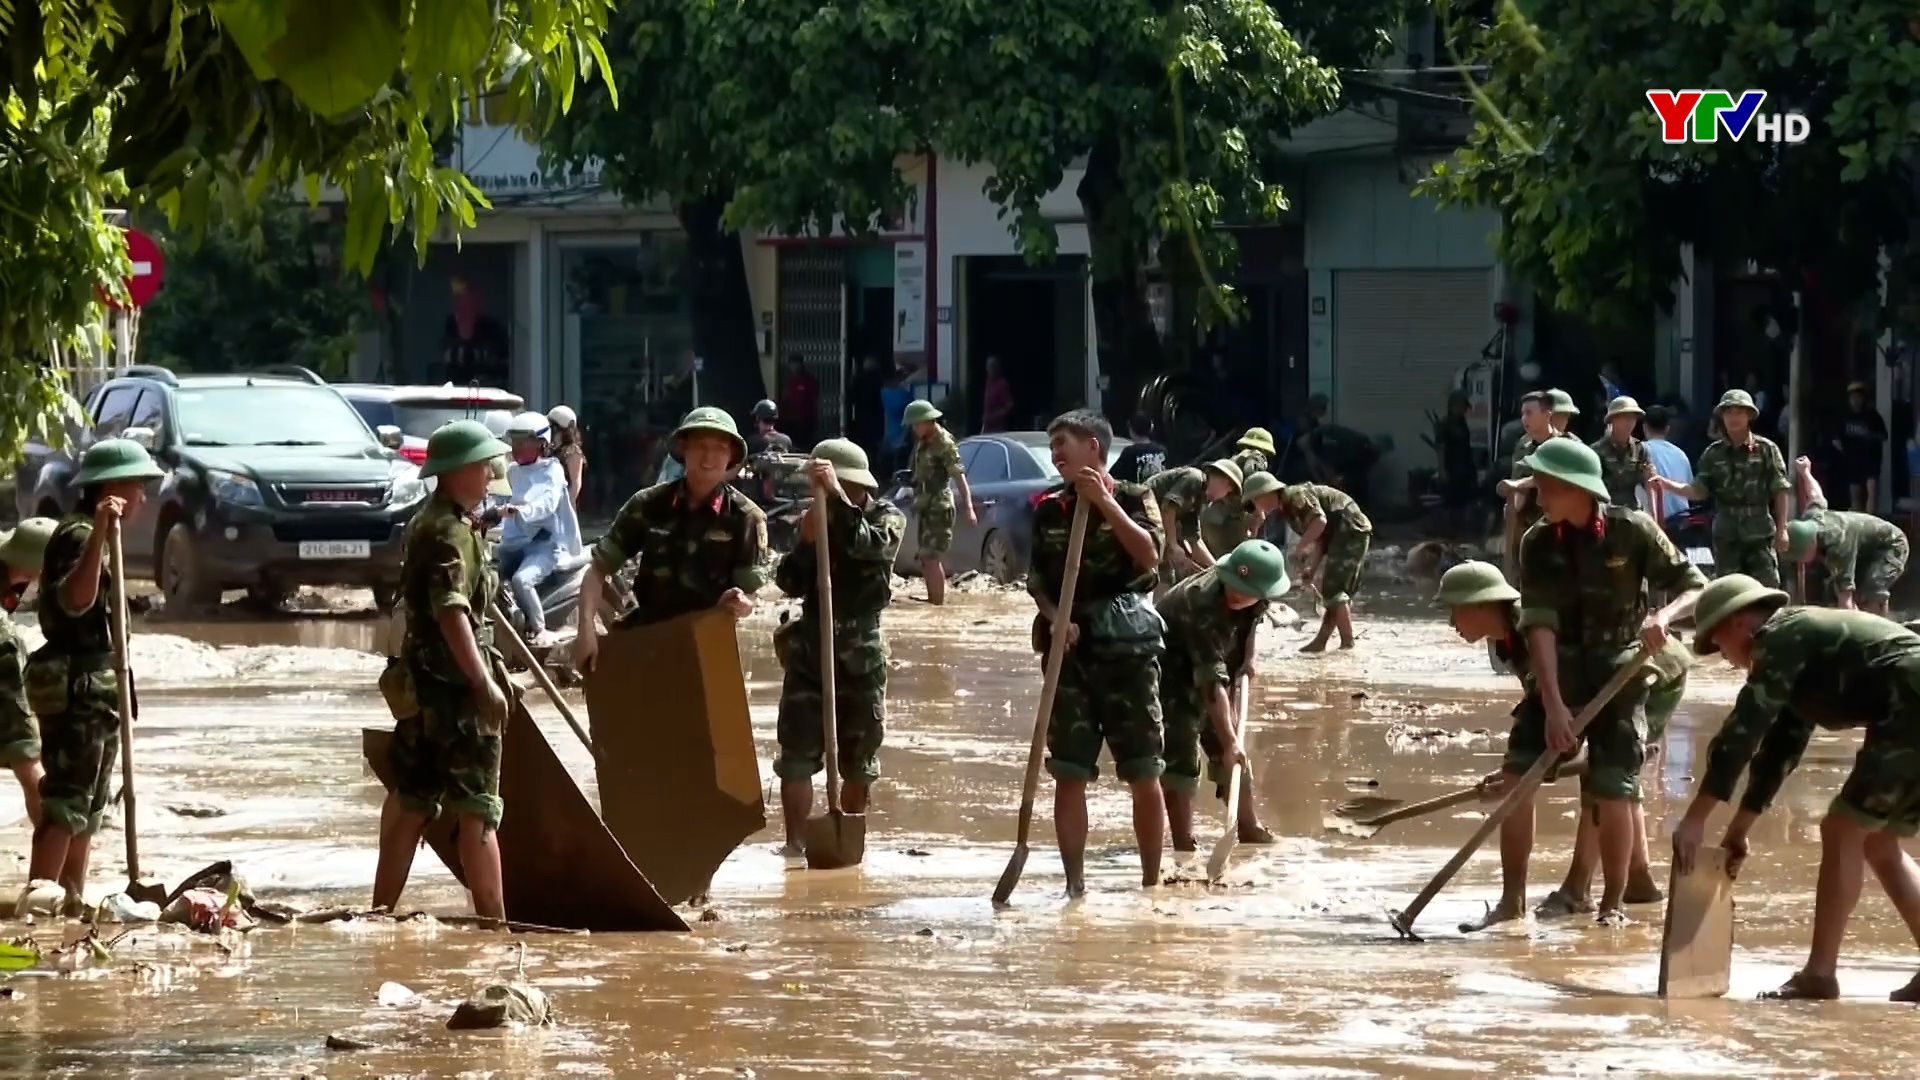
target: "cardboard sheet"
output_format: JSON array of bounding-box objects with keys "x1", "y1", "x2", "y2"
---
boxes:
[
  {"x1": 584, "y1": 609, "x2": 766, "y2": 905},
  {"x1": 362, "y1": 705, "x2": 687, "y2": 933},
  {"x1": 1658, "y1": 846, "x2": 1736, "y2": 999}
]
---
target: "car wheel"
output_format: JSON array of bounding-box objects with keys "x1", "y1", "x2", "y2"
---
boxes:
[
  {"x1": 373, "y1": 584, "x2": 401, "y2": 613},
  {"x1": 982, "y1": 529, "x2": 1019, "y2": 585},
  {"x1": 244, "y1": 583, "x2": 295, "y2": 612},
  {"x1": 159, "y1": 523, "x2": 221, "y2": 612}
]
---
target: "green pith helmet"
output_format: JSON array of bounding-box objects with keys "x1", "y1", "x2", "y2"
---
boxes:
[
  {"x1": 1432, "y1": 560, "x2": 1520, "y2": 607},
  {"x1": 0, "y1": 518, "x2": 57, "y2": 573},
  {"x1": 420, "y1": 419, "x2": 510, "y2": 480},
  {"x1": 1785, "y1": 518, "x2": 1820, "y2": 561},
  {"x1": 1241, "y1": 472, "x2": 1284, "y2": 504},
  {"x1": 1691, "y1": 573, "x2": 1790, "y2": 656},
  {"x1": 1715, "y1": 389, "x2": 1758, "y2": 416},
  {"x1": 1525, "y1": 437, "x2": 1610, "y2": 503},
  {"x1": 903, "y1": 400, "x2": 943, "y2": 426},
  {"x1": 73, "y1": 438, "x2": 164, "y2": 487},
  {"x1": 1218, "y1": 539, "x2": 1290, "y2": 600},
  {"x1": 1605, "y1": 396, "x2": 1644, "y2": 420},
  {"x1": 809, "y1": 437, "x2": 878, "y2": 490},
  {"x1": 1203, "y1": 458, "x2": 1245, "y2": 490},
  {"x1": 1237, "y1": 427, "x2": 1276, "y2": 456},
  {"x1": 671, "y1": 406, "x2": 747, "y2": 467},
  {"x1": 1546, "y1": 388, "x2": 1580, "y2": 416}
]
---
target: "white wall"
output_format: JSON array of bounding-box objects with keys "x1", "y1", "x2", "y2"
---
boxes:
[{"x1": 933, "y1": 156, "x2": 1097, "y2": 409}]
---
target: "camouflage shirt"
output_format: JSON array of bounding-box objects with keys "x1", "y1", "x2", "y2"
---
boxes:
[
  {"x1": 1588, "y1": 435, "x2": 1653, "y2": 508},
  {"x1": 40, "y1": 514, "x2": 115, "y2": 663},
  {"x1": 399, "y1": 495, "x2": 498, "y2": 686},
  {"x1": 1198, "y1": 498, "x2": 1252, "y2": 561},
  {"x1": 1028, "y1": 479, "x2": 1164, "y2": 611},
  {"x1": 1510, "y1": 430, "x2": 1580, "y2": 526},
  {"x1": 1695, "y1": 436, "x2": 1789, "y2": 540},
  {"x1": 1147, "y1": 466, "x2": 1207, "y2": 550},
  {"x1": 1276, "y1": 483, "x2": 1373, "y2": 538},
  {"x1": 1517, "y1": 506, "x2": 1707, "y2": 686},
  {"x1": 1802, "y1": 494, "x2": 1905, "y2": 592},
  {"x1": 594, "y1": 480, "x2": 774, "y2": 627},
  {"x1": 773, "y1": 493, "x2": 907, "y2": 625},
  {"x1": 909, "y1": 425, "x2": 963, "y2": 510},
  {"x1": 1231, "y1": 448, "x2": 1269, "y2": 482},
  {"x1": 0, "y1": 609, "x2": 29, "y2": 734},
  {"x1": 1158, "y1": 567, "x2": 1262, "y2": 687},
  {"x1": 1700, "y1": 607, "x2": 1920, "y2": 814},
  {"x1": 1492, "y1": 601, "x2": 1692, "y2": 697}
]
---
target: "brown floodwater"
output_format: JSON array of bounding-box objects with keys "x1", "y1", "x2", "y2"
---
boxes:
[{"x1": 3, "y1": 588, "x2": 1919, "y2": 1079}]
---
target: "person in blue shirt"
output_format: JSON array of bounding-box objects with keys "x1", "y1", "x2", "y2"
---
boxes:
[{"x1": 495, "y1": 412, "x2": 582, "y2": 645}]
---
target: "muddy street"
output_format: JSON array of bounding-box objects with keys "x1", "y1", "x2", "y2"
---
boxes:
[{"x1": 1, "y1": 590, "x2": 1917, "y2": 1079}]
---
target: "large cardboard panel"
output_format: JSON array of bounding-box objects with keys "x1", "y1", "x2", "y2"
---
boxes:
[
  {"x1": 1658, "y1": 847, "x2": 1735, "y2": 999},
  {"x1": 585, "y1": 610, "x2": 765, "y2": 905},
  {"x1": 362, "y1": 706, "x2": 688, "y2": 932}
]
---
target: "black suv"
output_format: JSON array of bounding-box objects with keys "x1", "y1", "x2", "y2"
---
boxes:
[{"x1": 15, "y1": 366, "x2": 429, "y2": 611}]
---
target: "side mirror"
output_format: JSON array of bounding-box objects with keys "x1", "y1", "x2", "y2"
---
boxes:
[
  {"x1": 376, "y1": 424, "x2": 405, "y2": 450},
  {"x1": 123, "y1": 426, "x2": 157, "y2": 451}
]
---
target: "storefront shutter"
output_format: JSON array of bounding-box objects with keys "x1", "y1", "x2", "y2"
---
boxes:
[
  {"x1": 777, "y1": 248, "x2": 849, "y2": 436},
  {"x1": 1332, "y1": 269, "x2": 1493, "y2": 505}
]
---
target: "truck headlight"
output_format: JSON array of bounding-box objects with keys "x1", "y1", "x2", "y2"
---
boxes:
[
  {"x1": 206, "y1": 469, "x2": 263, "y2": 507},
  {"x1": 389, "y1": 463, "x2": 427, "y2": 506}
]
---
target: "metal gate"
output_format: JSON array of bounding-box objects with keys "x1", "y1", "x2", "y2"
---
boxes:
[
  {"x1": 1332, "y1": 269, "x2": 1493, "y2": 503},
  {"x1": 777, "y1": 247, "x2": 849, "y2": 436}
]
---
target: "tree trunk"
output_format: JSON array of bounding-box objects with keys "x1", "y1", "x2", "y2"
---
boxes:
[
  {"x1": 677, "y1": 194, "x2": 767, "y2": 420},
  {"x1": 1078, "y1": 140, "x2": 1167, "y2": 424}
]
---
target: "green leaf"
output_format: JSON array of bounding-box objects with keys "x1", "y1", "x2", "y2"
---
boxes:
[
  {"x1": 0, "y1": 942, "x2": 39, "y2": 971},
  {"x1": 404, "y1": 0, "x2": 493, "y2": 81},
  {"x1": 266, "y1": 0, "x2": 407, "y2": 118}
]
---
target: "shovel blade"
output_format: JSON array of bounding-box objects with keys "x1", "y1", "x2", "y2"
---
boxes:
[
  {"x1": 125, "y1": 879, "x2": 169, "y2": 907},
  {"x1": 991, "y1": 843, "x2": 1030, "y2": 907},
  {"x1": 803, "y1": 810, "x2": 866, "y2": 870},
  {"x1": 1333, "y1": 795, "x2": 1404, "y2": 819}
]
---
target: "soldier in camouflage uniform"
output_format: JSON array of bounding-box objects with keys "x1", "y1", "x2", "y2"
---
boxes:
[
  {"x1": 23, "y1": 440, "x2": 162, "y2": 912},
  {"x1": 1497, "y1": 391, "x2": 1573, "y2": 534},
  {"x1": 1029, "y1": 409, "x2": 1167, "y2": 895},
  {"x1": 1233, "y1": 427, "x2": 1274, "y2": 481},
  {"x1": 372, "y1": 421, "x2": 521, "y2": 922},
  {"x1": 1546, "y1": 388, "x2": 1580, "y2": 435},
  {"x1": 1275, "y1": 481, "x2": 1373, "y2": 653},
  {"x1": 574, "y1": 407, "x2": 775, "y2": 671},
  {"x1": 1146, "y1": 465, "x2": 1207, "y2": 591},
  {"x1": 1157, "y1": 540, "x2": 1288, "y2": 853},
  {"x1": 1434, "y1": 560, "x2": 1691, "y2": 920},
  {"x1": 1787, "y1": 455, "x2": 1908, "y2": 616},
  {"x1": 1651, "y1": 389, "x2": 1790, "y2": 587},
  {"x1": 0, "y1": 519, "x2": 55, "y2": 830},
  {"x1": 904, "y1": 400, "x2": 975, "y2": 606},
  {"x1": 1589, "y1": 396, "x2": 1655, "y2": 511},
  {"x1": 1468, "y1": 438, "x2": 1705, "y2": 930},
  {"x1": 773, "y1": 439, "x2": 906, "y2": 856},
  {"x1": 1674, "y1": 575, "x2": 1920, "y2": 1002},
  {"x1": 1195, "y1": 459, "x2": 1249, "y2": 566}
]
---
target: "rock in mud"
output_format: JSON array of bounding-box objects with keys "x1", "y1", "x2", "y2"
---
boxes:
[
  {"x1": 325, "y1": 1034, "x2": 377, "y2": 1051},
  {"x1": 377, "y1": 981, "x2": 420, "y2": 1009},
  {"x1": 446, "y1": 983, "x2": 551, "y2": 1030}
]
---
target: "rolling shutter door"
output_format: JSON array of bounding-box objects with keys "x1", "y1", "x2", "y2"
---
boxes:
[{"x1": 1332, "y1": 270, "x2": 1492, "y2": 505}]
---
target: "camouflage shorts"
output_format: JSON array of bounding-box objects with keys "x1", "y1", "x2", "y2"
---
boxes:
[
  {"x1": 1159, "y1": 661, "x2": 1231, "y2": 792},
  {"x1": 1860, "y1": 535, "x2": 1911, "y2": 599},
  {"x1": 916, "y1": 497, "x2": 955, "y2": 560},
  {"x1": 774, "y1": 618, "x2": 888, "y2": 784},
  {"x1": 1505, "y1": 666, "x2": 1652, "y2": 802},
  {"x1": 387, "y1": 677, "x2": 506, "y2": 830},
  {"x1": 1044, "y1": 649, "x2": 1164, "y2": 783},
  {"x1": 1319, "y1": 529, "x2": 1372, "y2": 608},
  {"x1": 0, "y1": 693, "x2": 39, "y2": 768},
  {"x1": 1833, "y1": 727, "x2": 1920, "y2": 836},
  {"x1": 1645, "y1": 670, "x2": 1687, "y2": 744},
  {"x1": 1713, "y1": 537, "x2": 1781, "y2": 588},
  {"x1": 30, "y1": 664, "x2": 120, "y2": 836}
]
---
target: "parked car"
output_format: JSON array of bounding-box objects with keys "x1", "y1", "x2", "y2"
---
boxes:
[
  {"x1": 335, "y1": 384, "x2": 524, "y2": 467},
  {"x1": 886, "y1": 432, "x2": 1123, "y2": 583},
  {"x1": 16, "y1": 365, "x2": 428, "y2": 612}
]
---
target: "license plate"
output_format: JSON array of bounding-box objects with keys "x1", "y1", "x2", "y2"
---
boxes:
[
  {"x1": 1686, "y1": 547, "x2": 1713, "y2": 566},
  {"x1": 298, "y1": 540, "x2": 371, "y2": 560}
]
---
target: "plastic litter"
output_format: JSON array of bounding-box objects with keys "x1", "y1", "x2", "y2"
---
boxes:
[
  {"x1": 12, "y1": 880, "x2": 65, "y2": 918},
  {"x1": 97, "y1": 892, "x2": 162, "y2": 923},
  {"x1": 446, "y1": 983, "x2": 551, "y2": 1030}
]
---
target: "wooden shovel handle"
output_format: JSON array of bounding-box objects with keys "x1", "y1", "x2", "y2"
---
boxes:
[
  {"x1": 1368, "y1": 758, "x2": 1593, "y2": 829},
  {"x1": 108, "y1": 520, "x2": 140, "y2": 882},
  {"x1": 1394, "y1": 645, "x2": 1655, "y2": 934},
  {"x1": 1011, "y1": 499, "x2": 1091, "y2": 845},
  {"x1": 814, "y1": 481, "x2": 841, "y2": 813},
  {"x1": 489, "y1": 601, "x2": 595, "y2": 754}
]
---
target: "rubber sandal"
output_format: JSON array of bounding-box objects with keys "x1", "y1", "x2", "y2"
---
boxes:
[{"x1": 1758, "y1": 971, "x2": 1840, "y2": 1001}]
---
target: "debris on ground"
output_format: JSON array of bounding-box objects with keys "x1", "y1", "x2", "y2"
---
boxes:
[
  {"x1": 13, "y1": 880, "x2": 65, "y2": 919},
  {"x1": 326, "y1": 1033, "x2": 378, "y2": 1051},
  {"x1": 162, "y1": 885, "x2": 255, "y2": 935},
  {"x1": 378, "y1": 981, "x2": 421, "y2": 1009},
  {"x1": 446, "y1": 983, "x2": 551, "y2": 1030},
  {"x1": 1344, "y1": 777, "x2": 1379, "y2": 789},
  {"x1": 1383, "y1": 722, "x2": 1496, "y2": 752},
  {"x1": 96, "y1": 893, "x2": 162, "y2": 923},
  {"x1": 164, "y1": 803, "x2": 228, "y2": 819}
]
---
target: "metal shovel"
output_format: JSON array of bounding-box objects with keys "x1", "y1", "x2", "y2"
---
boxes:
[{"x1": 803, "y1": 486, "x2": 864, "y2": 869}]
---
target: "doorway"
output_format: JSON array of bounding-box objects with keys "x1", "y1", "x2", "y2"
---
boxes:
[{"x1": 962, "y1": 255, "x2": 1088, "y2": 433}]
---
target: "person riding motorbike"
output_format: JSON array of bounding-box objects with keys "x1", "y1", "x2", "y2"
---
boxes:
[
  {"x1": 547, "y1": 404, "x2": 586, "y2": 510},
  {"x1": 494, "y1": 412, "x2": 584, "y2": 645},
  {"x1": 747, "y1": 400, "x2": 794, "y2": 456}
]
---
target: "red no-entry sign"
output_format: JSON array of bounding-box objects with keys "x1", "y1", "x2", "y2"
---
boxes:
[{"x1": 107, "y1": 228, "x2": 165, "y2": 310}]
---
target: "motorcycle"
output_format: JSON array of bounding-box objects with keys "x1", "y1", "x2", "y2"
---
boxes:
[
  {"x1": 1665, "y1": 505, "x2": 1715, "y2": 575},
  {"x1": 740, "y1": 451, "x2": 813, "y2": 555},
  {"x1": 496, "y1": 558, "x2": 590, "y2": 636}
]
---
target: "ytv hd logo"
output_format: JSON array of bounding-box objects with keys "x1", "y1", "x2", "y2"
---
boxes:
[{"x1": 1645, "y1": 90, "x2": 1810, "y2": 144}]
